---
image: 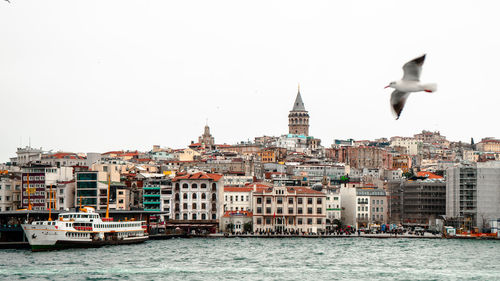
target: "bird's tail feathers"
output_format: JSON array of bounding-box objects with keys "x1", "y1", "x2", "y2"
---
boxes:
[{"x1": 423, "y1": 83, "x2": 437, "y2": 93}]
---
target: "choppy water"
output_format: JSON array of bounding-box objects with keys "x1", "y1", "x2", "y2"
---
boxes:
[{"x1": 0, "y1": 238, "x2": 499, "y2": 280}]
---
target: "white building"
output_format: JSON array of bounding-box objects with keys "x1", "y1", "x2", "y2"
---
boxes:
[
  {"x1": 0, "y1": 174, "x2": 22, "y2": 211},
  {"x1": 446, "y1": 161, "x2": 500, "y2": 228},
  {"x1": 172, "y1": 172, "x2": 224, "y2": 221},
  {"x1": 325, "y1": 187, "x2": 342, "y2": 229},
  {"x1": 390, "y1": 137, "x2": 422, "y2": 156}
]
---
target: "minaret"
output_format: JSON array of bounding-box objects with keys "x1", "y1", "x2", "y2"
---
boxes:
[{"x1": 288, "y1": 84, "x2": 309, "y2": 136}]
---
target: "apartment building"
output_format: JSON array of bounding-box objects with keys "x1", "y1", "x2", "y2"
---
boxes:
[{"x1": 252, "y1": 186, "x2": 326, "y2": 234}]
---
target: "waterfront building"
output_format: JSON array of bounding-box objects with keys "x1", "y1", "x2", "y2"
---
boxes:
[
  {"x1": 387, "y1": 179, "x2": 446, "y2": 226},
  {"x1": 223, "y1": 186, "x2": 253, "y2": 212},
  {"x1": 252, "y1": 186, "x2": 326, "y2": 234},
  {"x1": 143, "y1": 176, "x2": 172, "y2": 218},
  {"x1": 355, "y1": 188, "x2": 387, "y2": 229},
  {"x1": 172, "y1": 172, "x2": 224, "y2": 221},
  {"x1": 220, "y1": 210, "x2": 253, "y2": 233},
  {"x1": 116, "y1": 188, "x2": 130, "y2": 210},
  {"x1": 0, "y1": 173, "x2": 21, "y2": 211},
  {"x1": 21, "y1": 166, "x2": 73, "y2": 210},
  {"x1": 446, "y1": 161, "x2": 500, "y2": 228},
  {"x1": 75, "y1": 171, "x2": 101, "y2": 209},
  {"x1": 325, "y1": 187, "x2": 342, "y2": 229}
]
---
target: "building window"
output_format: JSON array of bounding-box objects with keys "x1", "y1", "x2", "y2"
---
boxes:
[
  {"x1": 182, "y1": 183, "x2": 188, "y2": 189},
  {"x1": 192, "y1": 203, "x2": 197, "y2": 209},
  {"x1": 183, "y1": 203, "x2": 187, "y2": 210},
  {"x1": 257, "y1": 218, "x2": 262, "y2": 224},
  {"x1": 307, "y1": 207, "x2": 313, "y2": 214},
  {"x1": 257, "y1": 197, "x2": 262, "y2": 204},
  {"x1": 297, "y1": 218, "x2": 303, "y2": 225},
  {"x1": 266, "y1": 207, "x2": 271, "y2": 214},
  {"x1": 317, "y1": 218, "x2": 322, "y2": 224},
  {"x1": 266, "y1": 197, "x2": 271, "y2": 204},
  {"x1": 277, "y1": 207, "x2": 283, "y2": 214},
  {"x1": 298, "y1": 198, "x2": 303, "y2": 204},
  {"x1": 202, "y1": 193, "x2": 206, "y2": 199},
  {"x1": 183, "y1": 214, "x2": 188, "y2": 220},
  {"x1": 317, "y1": 198, "x2": 322, "y2": 204},
  {"x1": 298, "y1": 207, "x2": 303, "y2": 214},
  {"x1": 192, "y1": 183, "x2": 198, "y2": 189},
  {"x1": 307, "y1": 198, "x2": 312, "y2": 204},
  {"x1": 316, "y1": 208, "x2": 322, "y2": 214},
  {"x1": 202, "y1": 203, "x2": 206, "y2": 209},
  {"x1": 288, "y1": 207, "x2": 293, "y2": 214},
  {"x1": 212, "y1": 183, "x2": 217, "y2": 191},
  {"x1": 192, "y1": 214, "x2": 197, "y2": 220},
  {"x1": 201, "y1": 183, "x2": 207, "y2": 189},
  {"x1": 288, "y1": 217, "x2": 293, "y2": 224},
  {"x1": 265, "y1": 218, "x2": 271, "y2": 224},
  {"x1": 288, "y1": 198, "x2": 293, "y2": 204},
  {"x1": 257, "y1": 207, "x2": 262, "y2": 214},
  {"x1": 193, "y1": 193, "x2": 197, "y2": 199},
  {"x1": 307, "y1": 218, "x2": 313, "y2": 225},
  {"x1": 277, "y1": 197, "x2": 283, "y2": 204},
  {"x1": 183, "y1": 193, "x2": 188, "y2": 199},
  {"x1": 201, "y1": 214, "x2": 206, "y2": 220}
]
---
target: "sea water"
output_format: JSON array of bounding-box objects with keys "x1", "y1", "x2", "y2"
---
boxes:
[{"x1": 0, "y1": 238, "x2": 499, "y2": 280}]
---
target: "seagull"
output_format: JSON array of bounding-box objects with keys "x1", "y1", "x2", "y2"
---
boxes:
[{"x1": 385, "y1": 54, "x2": 437, "y2": 120}]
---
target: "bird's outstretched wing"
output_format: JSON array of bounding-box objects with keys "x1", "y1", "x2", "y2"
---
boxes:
[
  {"x1": 402, "y1": 54, "x2": 425, "y2": 81},
  {"x1": 390, "y1": 90, "x2": 411, "y2": 120}
]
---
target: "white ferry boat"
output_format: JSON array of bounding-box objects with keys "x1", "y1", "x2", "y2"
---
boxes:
[{"x1": 22, "y1": 207, "x2": 148, "y2": 251}]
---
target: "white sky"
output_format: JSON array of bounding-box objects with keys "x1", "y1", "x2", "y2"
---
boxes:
[{"x1": 1, "y1": 0, "x2": 499, "y2": 162}]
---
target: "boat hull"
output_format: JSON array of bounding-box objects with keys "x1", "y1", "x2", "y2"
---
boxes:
[{"x1": 30, "y1": 236, "x2": 149, "y2": 252}]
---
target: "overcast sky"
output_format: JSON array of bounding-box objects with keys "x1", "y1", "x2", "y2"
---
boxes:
[{"x1": 1, "y1": 0, "x2": 499, "y2": 162}]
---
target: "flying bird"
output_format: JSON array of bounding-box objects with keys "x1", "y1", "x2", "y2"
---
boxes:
[{"x1": 385, "y1": 54, "x2": 437, "y2": 120}]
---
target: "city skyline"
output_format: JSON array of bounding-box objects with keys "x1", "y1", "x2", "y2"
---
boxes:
[{"x1": 1, "y1": 1, "x2": 499, "y2": 162}]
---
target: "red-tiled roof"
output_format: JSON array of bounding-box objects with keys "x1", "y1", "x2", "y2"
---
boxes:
[
  {"x1": 416, "y1": 171, "x2": 443, "y2": 179},
  {"x1": 102, "y1": 150, "x2": 124, "y2": 155},
  {"x1": 222, "y1": 210, "x2": 253, "y2": 217},
  {"x1": 45, "y1": 152, "x2": 85, "y2": 160},
  {"x1": 172, "y1": 172, "x2": 223, "y2": 182}
]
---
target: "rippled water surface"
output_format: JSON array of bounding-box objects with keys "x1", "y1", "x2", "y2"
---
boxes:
[{"x1": 1, "y1": 238, "x2": 499, "y2": 280}]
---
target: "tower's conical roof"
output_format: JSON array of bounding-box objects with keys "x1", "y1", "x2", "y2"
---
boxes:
[{"x1": 292, "y1": 86, "x2": 306, "y2": 111}]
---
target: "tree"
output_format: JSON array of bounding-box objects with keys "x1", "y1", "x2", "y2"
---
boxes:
[{"x1": 243, "y1": 221, "x2": 253, "y2": 233}]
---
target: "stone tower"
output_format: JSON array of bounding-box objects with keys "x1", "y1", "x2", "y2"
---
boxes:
[
  {"x1": 288, "y1": 85, "x2": 309, "y2": 136},
  {"x1": 198, "y1": 124, "x2": 215, "y2": 150}
]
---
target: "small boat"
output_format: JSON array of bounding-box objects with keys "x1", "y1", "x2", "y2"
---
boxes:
[{"x1": 22, "y1": 207, "x2": 148, "y2": 251}]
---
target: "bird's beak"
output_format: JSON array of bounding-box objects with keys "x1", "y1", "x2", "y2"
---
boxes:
[{"x1": 384, "y1": 85, "x2": 390, "y2": 89}]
